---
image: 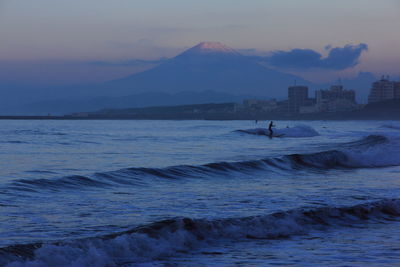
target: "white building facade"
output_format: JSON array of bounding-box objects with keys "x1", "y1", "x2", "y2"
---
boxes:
[
  {"x1": 368, "y1": 76, "x2": 400, "y2": 103},
  {"x1": 315, "y1": 85, "x2": 356, "y2": 112}
]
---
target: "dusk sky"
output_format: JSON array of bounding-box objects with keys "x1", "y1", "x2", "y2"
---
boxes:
[{"x1": 0, "y1": 0, "x2": 399, "y2": 85}]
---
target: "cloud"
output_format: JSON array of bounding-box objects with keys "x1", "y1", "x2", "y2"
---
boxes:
[
  {"x1": 237, "y1": 48, "x2": 271, "y2": 57},
  {"x1": 266, "y1": 44, "x2": 368, "y2": 70},
  {"x1": 88, "y1": 58, "x2": 167, "y2": 67}
]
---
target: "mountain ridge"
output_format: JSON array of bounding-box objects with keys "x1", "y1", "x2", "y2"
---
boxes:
[{"x1": 105, "y1": 42, "x2": 311, "y2": 98}]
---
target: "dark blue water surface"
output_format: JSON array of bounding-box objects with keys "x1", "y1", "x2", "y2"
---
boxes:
[{"x1": 0, "y1": 120, "x2": 399, "y2": 266}]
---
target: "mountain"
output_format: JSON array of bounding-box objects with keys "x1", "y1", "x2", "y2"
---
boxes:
[
  {"x1": 104, "y1": 42, "x2": 311, "y2": 98},
  {"x1": 0, "y1": 42, "x2": 380, "y2": 115}
]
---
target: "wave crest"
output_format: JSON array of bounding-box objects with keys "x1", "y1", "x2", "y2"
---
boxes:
[
  {"x1": 236, "y1": 125, "x2": 319, "y2": 137},
  {"x1": 7, "y1": 135, "x2": 398, "y2": 192},
  {"x1": 2, "y1": 199, "x2": 399, "y2": 266}
]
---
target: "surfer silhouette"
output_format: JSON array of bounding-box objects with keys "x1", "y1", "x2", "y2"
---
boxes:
[{"x1": 268, "y1": 121, "x2": 275, "y2": 138}]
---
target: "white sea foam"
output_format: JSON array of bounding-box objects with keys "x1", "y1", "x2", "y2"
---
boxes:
[
  {"x1": 3, "y1": 199, "x2": 400, "y2": 267},
  {"x1": 380, "y1": 123, "x2": 400, "y2": 130},
  {"x1": 342, "y1": 137, "x2": 400, "y2": 167},
  {"x1": 237, "y1": 125, "x2": 319, "y2": 138},
  {"x1": 274, "y1": 125, "x2": 320, "y2": 137},
  {"x1": 289, "y1": 134, "x2": 400, "y2": 169}
]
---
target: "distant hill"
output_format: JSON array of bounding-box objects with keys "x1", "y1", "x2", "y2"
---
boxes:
[
  {"x1": 4, "y1": 99, "x2": 400, "y2": 120},
  {"x1": 11, "y1": 90, "x2": 248, "y2": 115},
  {"x1": 79, "y1": 98, "x2": 400, "y2": 120},
  {"x1": 88, "y1": 102, "x2": 238, "y2": 120}
]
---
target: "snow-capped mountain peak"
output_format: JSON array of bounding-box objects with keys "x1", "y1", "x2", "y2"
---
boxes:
[{"x1": 182, "y1": 42, "x2": 239, "y2": 55}]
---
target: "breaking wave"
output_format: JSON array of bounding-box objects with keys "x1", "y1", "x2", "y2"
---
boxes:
[
  {"x1": 7, "y1": 135, "x2": 399, "y2": 192},
  {"x1": 236, "y1": 125, "x2": 319, "y2": 137},
  {"x1": 1, "y1": 199, "x2": 399, "y2": 266},
  {"x1": 380, "y1": 123, "x2": 400, "y2": 130}
]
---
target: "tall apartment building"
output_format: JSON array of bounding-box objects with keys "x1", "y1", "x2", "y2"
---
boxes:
[
  {"x1": 368, "y1": 76, "x2": 400, "y2": 103},
  {"x1": 315, "y1": 85, "x2": 356, "y2": 112},
  {"x1": 394, "y1": 82, "x2": 400, "y2": 99},
  {"x1": 288, "y1": 86, "x2": 309, "y2": 114},
  {"x1": 243, "y1": 99, "x2": 278, "y2": 112}
]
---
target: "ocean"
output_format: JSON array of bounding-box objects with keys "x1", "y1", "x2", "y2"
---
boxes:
[{"x1": 0, "y1": 120, "x2": 399, "y2": 266}]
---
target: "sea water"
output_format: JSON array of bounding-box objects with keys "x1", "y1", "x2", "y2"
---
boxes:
[{"x1": 0, "y1": 120, "x2": 399, "y2": 266}]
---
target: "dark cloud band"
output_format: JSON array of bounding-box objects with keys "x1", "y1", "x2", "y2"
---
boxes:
[
  {"x1": 88, "y1": 58, "x2": 167, "y2": 67},
  {"x1": 266, "y1": 44, "x2": 368, "y2": 70}
]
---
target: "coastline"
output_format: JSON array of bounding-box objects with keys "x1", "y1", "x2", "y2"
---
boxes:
[
  {"x1": 2, "y1": 99, "x2": 400, "y2": 121},
  {"x1": 1, "y1": 113, "x2": 399, "y2": 120}
]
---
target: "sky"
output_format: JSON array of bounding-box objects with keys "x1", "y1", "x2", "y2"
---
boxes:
[{"x1": 0, "y1": 0, "x2": 399, "y2": 85}]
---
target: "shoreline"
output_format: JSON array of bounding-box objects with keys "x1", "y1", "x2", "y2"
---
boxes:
[
  {"x1": 2, "y1": 99, "x2": 399, "y2": 121},
  {"x1": 1, "y1": 114, "x2": 399, "y2": 121}
]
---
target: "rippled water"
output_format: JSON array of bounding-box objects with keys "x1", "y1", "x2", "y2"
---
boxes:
[{"x1": 0, "y1": 120, "x2": 399, "y2": 266}]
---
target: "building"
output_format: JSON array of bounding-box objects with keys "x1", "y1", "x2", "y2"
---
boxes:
[
  {"x1": 275, "y1": 100, "x2": 289, "y2": 114},
  {"x1": 243, "y1": 99, "x2": 278, "y2": 112},
  {"x1": 299, "y1": 105, "x2": 318, "y2": 114},
  {"x1": 395, "y1": 82, "x2": 400, "y2": 99},
  {"x1": 368, "y1": 76, "x2": 400, "y2": 103},
  {"x1": 316, "y1": 85, "x2": 356, "y2": 112},
  {"x1": 288, "y1": 86, "x2": 309, "y2": 114}
]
